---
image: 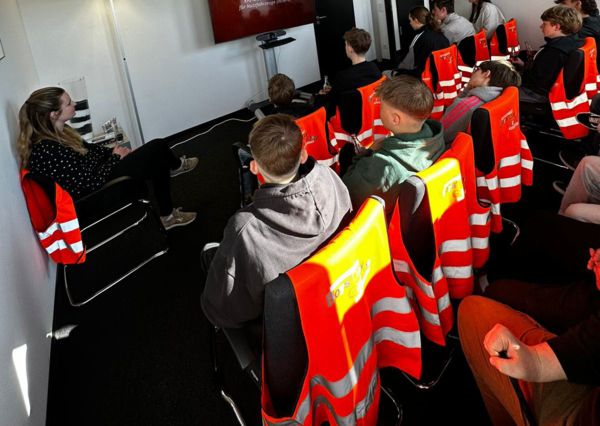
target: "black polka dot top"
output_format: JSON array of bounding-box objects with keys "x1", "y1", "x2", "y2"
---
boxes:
[{"x1": 29, "y1": 139, "x2": 121, "y2": 198}]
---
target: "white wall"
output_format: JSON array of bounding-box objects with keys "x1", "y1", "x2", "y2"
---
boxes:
[
  {"x1": 456, "y1": 0, "x2": 549, "y2": 50},
  {"x1": 0, "y1": 1, "x2": 56, "y2": 425},
  {"x1": 18, "y1": 0, "x2": 140, "y2": 146},
  {"x1": 354, "y1": 0, "x2": 378, "y2": 61}
]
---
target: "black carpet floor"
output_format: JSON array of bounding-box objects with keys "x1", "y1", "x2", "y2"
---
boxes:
[{"x1": 46, "y1": 104, "x2": 570, "y2": 425}]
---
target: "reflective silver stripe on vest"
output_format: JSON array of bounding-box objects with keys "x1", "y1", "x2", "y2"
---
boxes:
[
  {"x1": 443, "y1": 91, "x2": 458, "y2": 99},
  {"x1": 586, "y1": 83, "x2": 597, "y2": 91},
  {"x1": 393, "y1": 260, "x2": 434, "y2": 298},
  {"x1": 432, "y1": 266, "x2": 444, "y2": 287},
  {"x1": 69, "y1": 119, "x2": 92, "y2": 129},
  {"x1": 371, "y1": 297, "x2": 412, "y2": 317},
  {"x1": 405, "y1": 286, "x2": 441, "y2": 326},
  {"x1": 374, "y1": 327, "x2": 421, "y2": 349},
  {"x1": 432, "y1": 105, "x2": 445, "y2": 113},
  {"x1": 330, "y1": 137, "x2": 338, "y2": 147},
  {"x1": 522, "y1": 159, "x2": 533, "y2": 170},
  {"x1": 555, "y1": 116, "x2": 580, "y2": 128},
  {"x1": 38, "y1": 218, "x2": 80, "y2": 240},
  {"x1": 317, "y1": 156, "x2": 339, "y2": 167},
  {"x1": 45, "y1": 239, "x2": 84, "y2": 254},
  {"x1": 440, "y1": 238, "x2": 471, "y2": 253},
  {"x1": 334, "y1": 132, "x2": 354, "y2": 142},
  {"x1": 476, "y1": 175, "x2": 499, "y2": 191},
  {"x1": 458, "y1": 65, "x2": 473, "y2": 73},
  {"x1": 437, "y1": 292, "x2": 451, "y2": 315},
  {"x1": 357, "y1": 128, "x2": 373, "y2": 142},
  {"x1": 434, "y1": 92, "x2": 445, "y2": 100},
  {"x1": 374, "y1": 119, "x2": 383, "y2": 127},
  {"x1": 499, "y1": 153, "x2": 521, "y2": 169},
  {"x1": 471, "y1": 237, "x2": 489, "y2": 250},
  {"x1": 264, "y1": 337, "x2": 383, "y2": 425},
  {"x1": 500, "y1": 175, "x2": 521, "y2": 188},
  {"x1": 469, "y1": 211, "x2": 491, "y2": 226},
  {"x1": 550, "y1": 93, "x2": 588, "y2": 111},
  {"x1": 439, "y1": 79, "x2": 457, "y2": 87},
  {"x1": 491, "y1": 55, "x2": 510, "y2": 60},
  {"x1": 442, "y1": 266, "x2": 473, "y2": 279}
]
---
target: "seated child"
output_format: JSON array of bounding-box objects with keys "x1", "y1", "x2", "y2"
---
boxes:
[
  {"x1": 442, "y1": 60, "x2": 521, "y2": 145},
  {"x1": 315, "y1": 27, "x2": 382, "y2": 118},
  {"x1": 239, "y1": 73, "x2": 315, "y2": 203},
  {"x1": 202, "y1": 114, "x2": 353, "y2": 329},
  {"x1": 342, "y1": 76, "x2": 445, "y2": 215},
  {"x1": 555, "y1": 0, "x2": 600, "y2": 39},
  {"x1": 267, "y1": 73, "x2": 315, "y2": 118},
  {"x1": 432, "y1": 0, "x2": 476, "y2": 45},
  {"x1": 511, "y1": 5, "x2": 583, "y2": 102}
]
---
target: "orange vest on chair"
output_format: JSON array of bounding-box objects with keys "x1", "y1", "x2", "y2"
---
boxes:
[
  {"x1": 21, "y1": 170, "x2": 86, "y2": 264},
  {"x1": 457, "y1": 30, "x2": 491, "y2": 85},
  {"x1": 473, "y1": 87, "x2": 533, "y2": 232},
  {"x1": 389, "y1": 159, "x2": 473, "y2": 345},
  {"x1": 440, "y1": 133, "x2": 492, "y2": 270},
  {"x1": 330, "y1": 77, "x2": 389, "y2": 150},
  {"x1": 549, "y1": 38, "x2": 598, "y2": 139},
  {"x1": 296, "y1": 107, "x2": 340, "y2": 173},
  {"x1": 490, "y1": 19, "x2": 520, "y2": 60},
  {"x1": 422, "y1": 45, "x2": 462, "y2": 120},
  {"x1": 261, "y1": 198, "x2": 421, "y2": 426}
]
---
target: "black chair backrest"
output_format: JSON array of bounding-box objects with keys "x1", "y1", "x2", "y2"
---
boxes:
[
  {"x1": 496, "y1": 24, "x2": 508, "y2": 54},
  {"x1": 429, "y1": 55, "x2": 440, "y2": 90},
  {"x1": 338, "y1": 89, "x2": 363, "y2": 135},
  {"x1": 398, "y1": 177, "x2": 436, "y2": 282},
  {"x1": 470, "y1": 108, "x2": 496, "y2": 175},
  {"x1": 594, "y1": 34, "x2": 600, "y2": 70},
  {"x1": 563, "y1": 48, "x2": 585, "y2": 100},
  {"x1": 457, "y1": 35, "x2": 476, "y2": 67},
  {"x1": 263, "y1": 275, "x2": 308, "y2": 418}
]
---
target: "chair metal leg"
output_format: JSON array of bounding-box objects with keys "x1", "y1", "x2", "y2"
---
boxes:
[
  {"x1": 501, "y1": 217, "x2": 521, "y2": 246},
  {"x1": 380, "y1": 386, "x2": 403, "y2": 426},
  {"x1": 211, "y1": 326, "x2": 249, "y2": 426},
  {"x1": 402, "y1": 348, "x2": 455, "y2": 390}
]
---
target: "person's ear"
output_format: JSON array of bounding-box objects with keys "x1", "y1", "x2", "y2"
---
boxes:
[
  {"x1": 250, "y1": 160, "x2": 259, "y2": 176},
  {"x1": 483, "y1": 70, "x2": 492, "y2": 80},
  {"x1": 392, "y1": 111, "x2": 402, "y2": 127},
  {"x1": 300, "y1": 148, "x2": 308, "y2": 164},
  {"x1": 50, "y1": 111, "x2": 58, "y2": 120}
]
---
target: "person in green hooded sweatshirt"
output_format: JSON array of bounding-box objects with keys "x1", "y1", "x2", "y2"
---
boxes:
[{"x1": 343, "y1": 75, "x2": 445, "y2": 215}]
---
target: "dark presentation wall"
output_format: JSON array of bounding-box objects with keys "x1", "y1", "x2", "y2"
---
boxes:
[{"x1": 208, "y1": 0, "x2": 316, "y2": 43}]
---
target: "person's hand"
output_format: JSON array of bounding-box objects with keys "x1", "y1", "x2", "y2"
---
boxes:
[
  {"x1": 587, "y1": 248, "x2": 600, "y2": 289},
  {"x1": 112, "y1": 142, "x2": 131, "y2": 159},
  {"x1": 369, "y1": 137, "x2": 385, "y2": 152},
  {"x1": 318, "y1": 87, "x2": 331, "y2": 95},
  {"x1": 509, "y1": 57, "x2": 524, "y2": 68},
  {"x1": 484, "y1": 324, "x2": 542, "y2": 382}
]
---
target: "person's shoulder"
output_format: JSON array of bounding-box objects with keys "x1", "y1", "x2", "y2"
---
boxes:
[{"x1": 218, "y1": 208, "x2": 259, "y2": 256}]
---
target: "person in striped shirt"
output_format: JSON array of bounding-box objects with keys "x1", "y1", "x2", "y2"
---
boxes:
[{"x1": 441, "y1": 60, "x2": 521, "y2": 146}]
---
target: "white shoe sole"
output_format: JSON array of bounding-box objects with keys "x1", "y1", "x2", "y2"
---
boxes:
[{"x1": 162, "y1": 215, "x2": 196, "y2": 230}]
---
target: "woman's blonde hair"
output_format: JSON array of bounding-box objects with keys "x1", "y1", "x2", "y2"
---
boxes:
[{"x1": 18, "y1": 87, "x2": 85, "y2": 169}]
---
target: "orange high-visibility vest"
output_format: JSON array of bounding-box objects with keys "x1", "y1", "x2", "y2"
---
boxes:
[
  {"x1": 440, "y1": 133, "x2": 491, "y2": 270},
  {"x1": 262, "y1": 198, "x2": 421, "y2": 425},
  {"x1": 549, "y1": 38, "x2": 598, "y2": 139},
  {"x1": 296, "y1": 107, "x2": 340, "y2": 173},
  {"x1": 457, "y1": 30, "x2": 490, "y2": 85},
  {"x1": 422, "y1": 45, "x2": 463, "y2": 120},
  {"x1": 389, "y1": 159, "x2": 473, "y2": 345},
  {"x1": 21, "y1": 170, "x2": 86, "y2": 264},
  {"x1": 473, "y1": 87, "x2": 533, "y2": 232},
  {"x1": 330, "y1": 76, "x2": 390, "y2": 150},
  {"x1": 489, "y1": 19, "x2": 520, "y2": 60}
]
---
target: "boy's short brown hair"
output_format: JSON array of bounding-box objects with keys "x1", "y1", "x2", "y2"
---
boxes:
[
  {"x1": 541, "y1": 5, "x2": 583, "y2": 35},
  {"x1": 268, "y1": 74, "x2": 295, "y2": 107},
  {"x1": 554, "y1": 0, "x2": 598, "y2": 16},
  {"x1": 480, "y1": 60, "x2": 522, "y2": 88},
  {"x1": 249, "y1": 114, "x2": 303, "y2": 178},
  {"x1": 375, "y1": 76, "x2": 434, "y2": 121},
  {"x1": 433, "y1": 0, "x2": 455, "y2": 14},
  {"x1": 343, "y1": 28, "x2": 372, "y2": 55}
]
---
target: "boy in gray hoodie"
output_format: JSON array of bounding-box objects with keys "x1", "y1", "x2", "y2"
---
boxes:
[
  {"x1": 441, "y1": 60, "x2": 521, "y2": 146},
  {"x1": 201, "y1": 115, "x2": 352, "y2": 329}
]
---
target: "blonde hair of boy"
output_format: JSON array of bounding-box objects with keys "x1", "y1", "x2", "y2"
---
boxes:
[{"x1": 375, "y1": 76, "x2": 434, "y2": 121}]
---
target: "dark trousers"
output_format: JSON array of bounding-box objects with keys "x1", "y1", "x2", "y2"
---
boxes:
[
  {"x1": 109, "y1": 138, "x2": 181, "y2": 216},
  {"x1": 484, "y1": 211, "x2": 600, "y2": 334}
]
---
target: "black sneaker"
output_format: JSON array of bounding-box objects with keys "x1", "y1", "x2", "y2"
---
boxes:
[
  {"x1": 553, "y1": 181, "x2": 567, "y2": 196},
  {"x1": 559, "y1": 150, "x2": 583, "y2": 171},
  {"x1": 576, "y1": 112, "x2": 600, "y2": 130}
]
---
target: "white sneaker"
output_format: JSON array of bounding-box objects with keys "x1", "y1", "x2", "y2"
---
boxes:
[
  {"x1": 160, "y1": 208, "x2": 196, "y2": 230},
  {"x1": 170, "y1": 155, "x2": 198, "y2": 177}
]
